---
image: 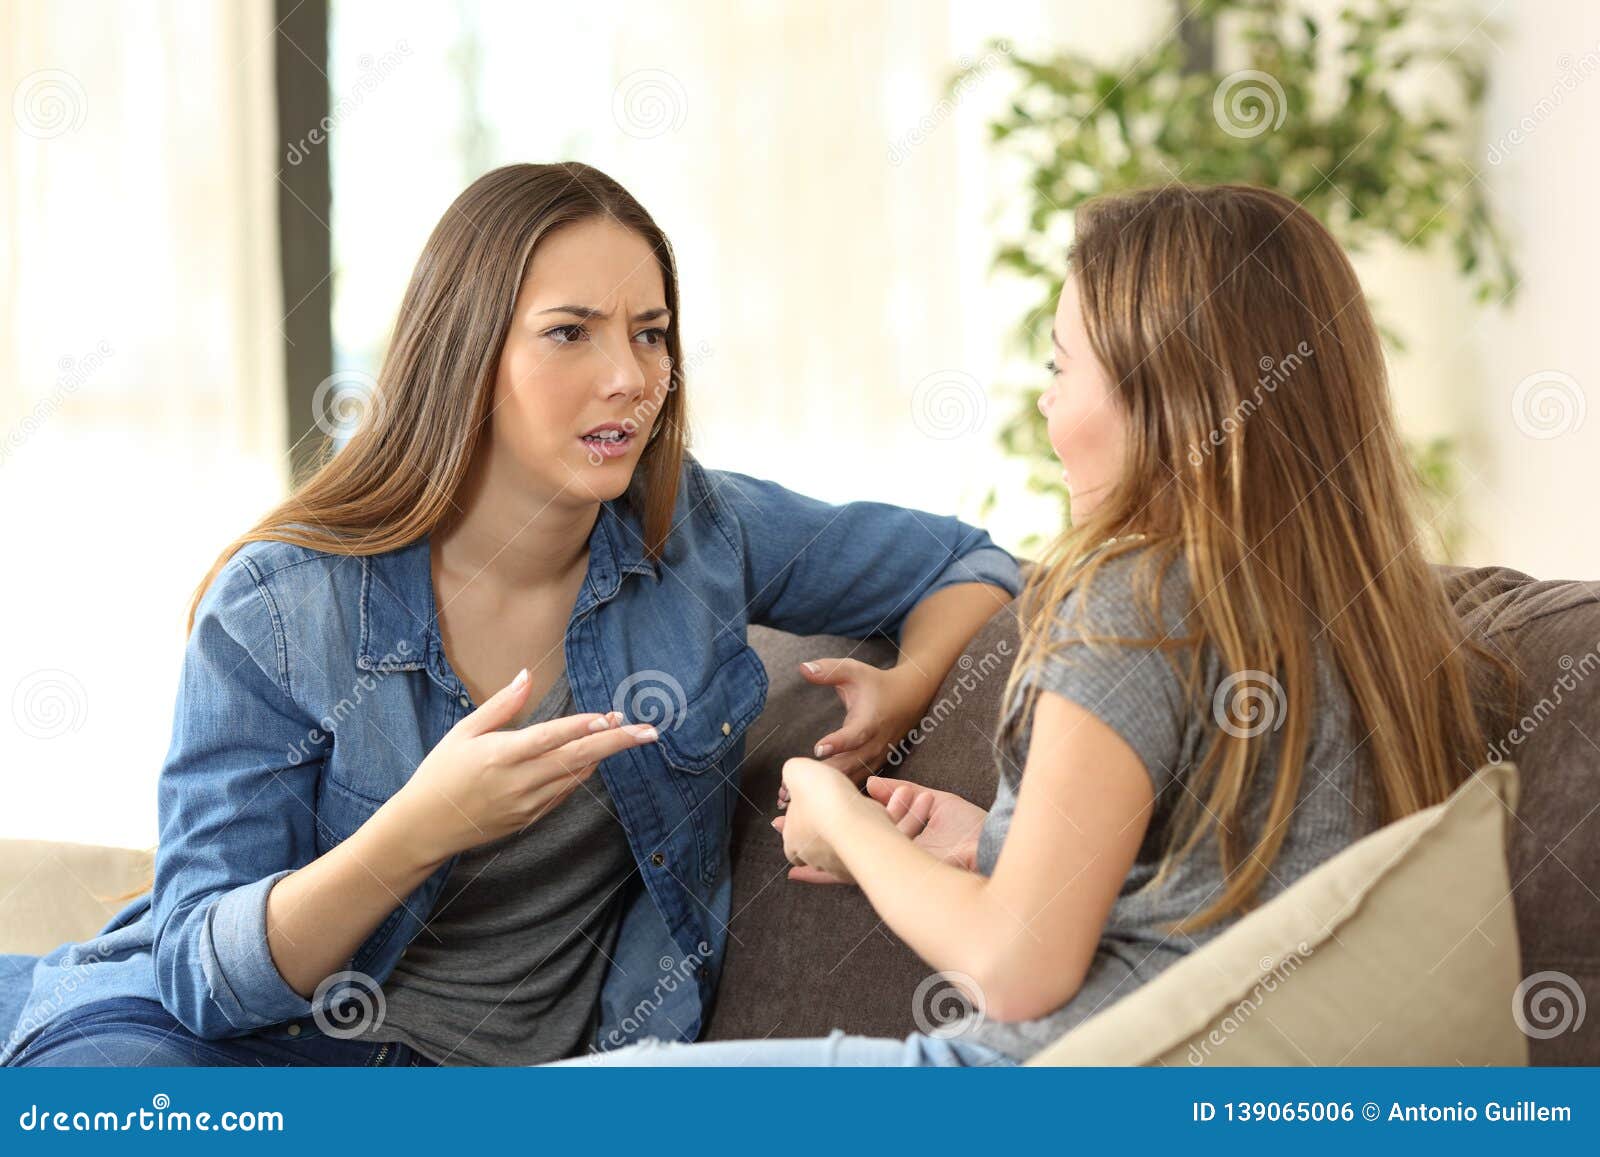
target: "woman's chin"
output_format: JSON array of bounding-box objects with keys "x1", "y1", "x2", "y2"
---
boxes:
[{"x1": 568, "y1": 448, "x2": 640, "y2": 501}]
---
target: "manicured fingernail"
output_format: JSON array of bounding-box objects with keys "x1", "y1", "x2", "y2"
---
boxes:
[
  {"x1": 802, "y1": 662, "x2": 819, "y2": 675},
  {"x1": 627, "y1": 724, "x2": 659, "y2": 741},
  {"x1": 814, "y1": 743, "x2": 833, "y2": 759},
  {"x1": 512, "y1": 668, "x2": 529, "y2": 688},
  {"x1": 588, "y1": 715, "x2": 612, "y2": 732}
]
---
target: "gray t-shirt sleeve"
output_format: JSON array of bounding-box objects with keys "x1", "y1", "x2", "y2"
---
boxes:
[{"x1": 1010, "y1": 553, "x2": 1194, "y2": 798}]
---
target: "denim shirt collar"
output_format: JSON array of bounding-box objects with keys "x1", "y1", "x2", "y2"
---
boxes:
[{"x1": 356, "y1": 500, "x2": 659, "y2": 675}]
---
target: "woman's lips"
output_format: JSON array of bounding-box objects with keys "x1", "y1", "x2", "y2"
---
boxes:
[{"x1": 580, "y1": 430, "x2": 635, "y2": 460}]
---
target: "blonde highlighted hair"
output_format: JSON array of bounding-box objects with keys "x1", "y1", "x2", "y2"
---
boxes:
[{"x1": 1002, "y1": 184, "x2": 1493, "y2": 934}]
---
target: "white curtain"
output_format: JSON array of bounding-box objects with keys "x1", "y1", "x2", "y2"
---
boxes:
[{"x1": 1, "y1": 0, "x2": 286, "y2": 845}]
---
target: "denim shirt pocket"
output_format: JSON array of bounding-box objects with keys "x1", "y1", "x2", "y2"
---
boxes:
[
  {"x1": 648, "y1": 644, "x2": 768, "y2": 884},
  {"x1": 653, "y1": 644, "x2": 769, "y2": 774}
]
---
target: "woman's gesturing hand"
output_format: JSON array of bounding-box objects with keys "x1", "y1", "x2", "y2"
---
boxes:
[
  {"x1": 780, "y1": 658, "x2": 933, "y2": 805},
  {"x1": 774, "y1": 772, "x2": 989, "y2": 885},
  {"x1": 382, "y1": 668, "x2": 659, "y2": 867}
]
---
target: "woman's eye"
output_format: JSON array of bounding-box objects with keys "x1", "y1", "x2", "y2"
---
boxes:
[
  {"x1": 1044, "y1": 358, "x2": 1060, "y2": 375},
  {"x1": 547, "y1": 324, "x2": 587, "y2": 343},
  {"x1": 634, "y1": 327, "x2": 668, "y2": 346}
]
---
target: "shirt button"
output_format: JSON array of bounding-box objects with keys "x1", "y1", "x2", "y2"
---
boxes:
[
  {"x1": 721, "y1": 721, "x2": 731, "y2": 736},
  {"x1": 650, "y1": 852, "x2": 665, "y2": 867},
  {"x1": 458, "y1": 694, "x2": 470, "y2": 707},
  {"x1": 286, "y1": 1023, "x2": 301, "y2": 1037}
]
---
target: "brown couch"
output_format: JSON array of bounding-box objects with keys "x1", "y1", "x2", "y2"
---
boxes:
[
  {"x1": 3, "y1": 565, "x2": 1594, "y2": 1064},
  {"x1": 705, "y1": 565, "x2": 1600, "y2": 1065}
]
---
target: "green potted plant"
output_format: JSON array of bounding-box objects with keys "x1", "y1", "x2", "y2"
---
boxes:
[{"x1": 965, "y1": 0, "x2": 1516, "y2": 554}]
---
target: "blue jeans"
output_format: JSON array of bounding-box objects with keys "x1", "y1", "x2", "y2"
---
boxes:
[
  {"x1": 5, "y1": 997, "x2": 437, "y2": 1068},
  {"x1": 553, "y1": 1028, "x2": 1015, "y2": 1067}
]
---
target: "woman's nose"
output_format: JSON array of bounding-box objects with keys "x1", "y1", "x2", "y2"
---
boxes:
[
  {"x1": 600, "y1": 344, "x2": 647, "y2": 402},
  {"x1": 1037, "y1": 390, "x2": 1055, "y2": 415}
]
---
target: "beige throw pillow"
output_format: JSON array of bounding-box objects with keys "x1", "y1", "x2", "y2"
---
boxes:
[{"x1": 1028, "y1": 761, "x2": 1527, "y2": 1066}]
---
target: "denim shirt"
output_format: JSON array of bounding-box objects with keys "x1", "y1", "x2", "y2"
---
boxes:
[{"x1": 1, "y1": 458, "x2": 1019, "y2": 1061}]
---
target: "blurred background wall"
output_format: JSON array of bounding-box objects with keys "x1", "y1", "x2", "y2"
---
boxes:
[{"x1": 2, "y1": 0, "x2": 1595, "y2": 847}]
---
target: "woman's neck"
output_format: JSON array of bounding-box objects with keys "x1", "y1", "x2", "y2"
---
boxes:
[{"x1": 432, "y1": 454, "x2": 599, "y2": 593}]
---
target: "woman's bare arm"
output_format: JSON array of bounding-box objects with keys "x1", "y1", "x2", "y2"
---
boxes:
[{"x1": 789, "y1": 690, "x2": 1153, "y2": 1021}]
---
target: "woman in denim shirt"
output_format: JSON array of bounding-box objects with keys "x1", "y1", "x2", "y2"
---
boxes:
[{"x1": 1, "y1": 163, "x2": 1018, "y2": 1067}]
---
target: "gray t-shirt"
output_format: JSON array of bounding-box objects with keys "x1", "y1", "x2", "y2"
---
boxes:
[
  {"x1": 347, "y1": 670, "x2": 636, "y2": 1065},
  {"x1": 964, "y1": 550, "x2": 1376, "y2": 1061}
]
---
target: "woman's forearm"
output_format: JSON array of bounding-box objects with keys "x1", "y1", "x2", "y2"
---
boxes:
[
  {"x1": 823, "y1": 794, "x2": 1002, "y2": 983},
  {"x1": 263, "y1": 800, "x2": 448, "y2": 999},
  {"x1": 819, "y1": 582, "x2": 1013, "y2": 971},
  {"x1": 894, "y1": 582, "x2": 1012, "y2": 698}
]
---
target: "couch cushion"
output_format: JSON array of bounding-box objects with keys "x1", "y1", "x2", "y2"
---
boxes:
[
  {"x1": 1027, "y1": 760, "x2": 1527, "y2": 1065},
  {"x1": 703, "y1": 610, "x2": 1017, "y2": 1041}
]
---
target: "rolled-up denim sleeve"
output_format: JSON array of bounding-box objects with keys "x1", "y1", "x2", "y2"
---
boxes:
[
  {"x1": 707, "y1": 466, "x2": 1020, "y2": 639},
  {"x1": 150, "y1": 556, "x2": 322, "y2": 1039}
]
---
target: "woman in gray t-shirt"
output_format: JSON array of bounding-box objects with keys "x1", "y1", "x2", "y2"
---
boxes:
[{"x1": 561, "y1": 183, "x2": 1491, "y2": 1068}]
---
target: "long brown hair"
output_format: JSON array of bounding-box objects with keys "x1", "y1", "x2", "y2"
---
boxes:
[
  {"x1": 187, "y1": 161, "x2": 687, "y2": 631},
  {"x1": 1002, "y1": 184, "x2": 1489, "y2": 934}
]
